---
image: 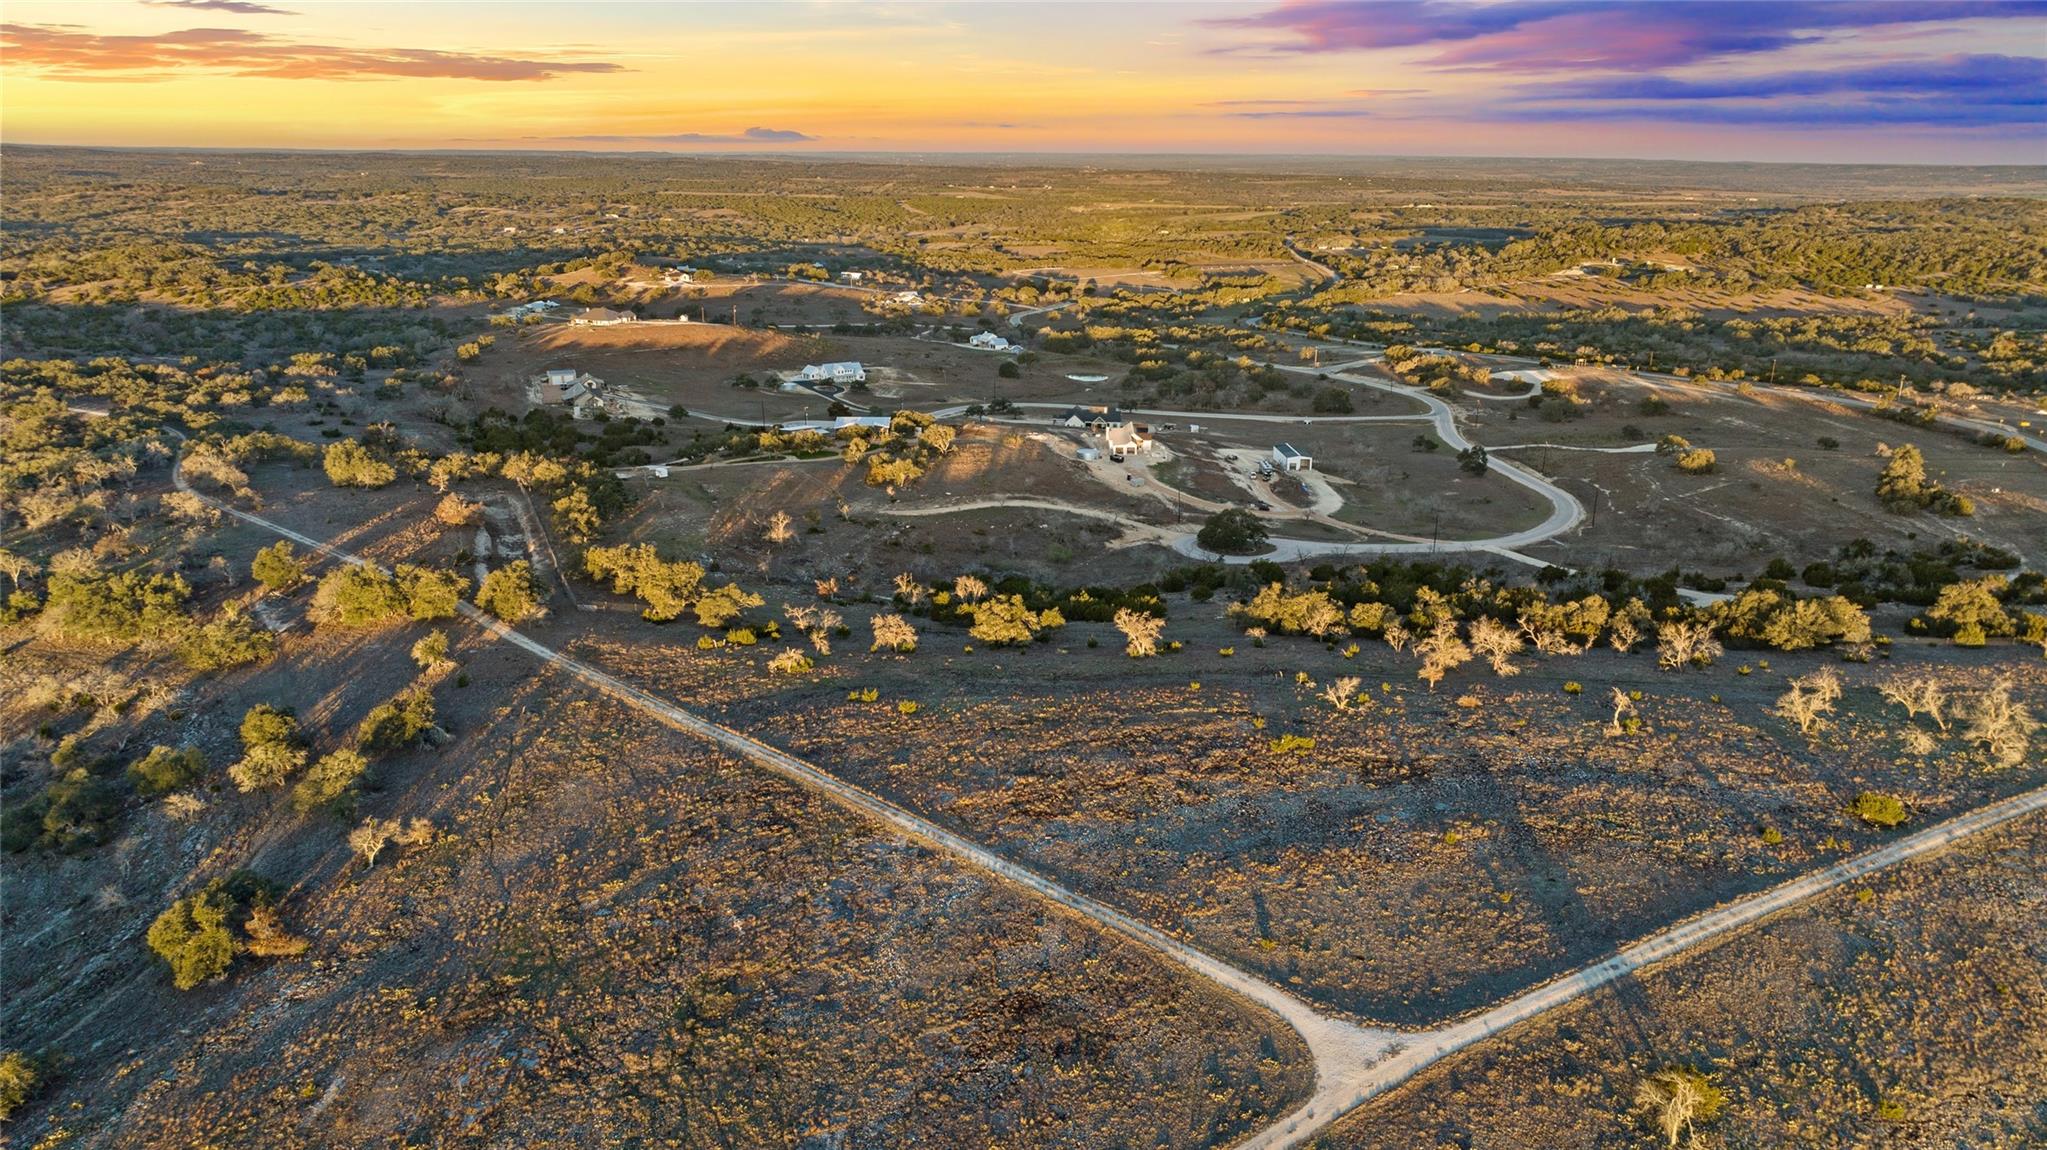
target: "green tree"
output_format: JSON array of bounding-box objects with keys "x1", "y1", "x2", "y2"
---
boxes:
[
  {"x1": 311, "y1": 564, "x2": 404, "y2": 626},
  {"x1": 1196, "y1": 509, "x2": 1269, "y2": 555},
  {"x1": 146, "y1": 884, "x2": 238, "y2": 990},
  {"x1": 395, "y1": 565, "x2": 469, "y2": 620},
  {"x1": 475, "y1": 561, "x2": 544, "y2": 622},
  {"x1": 292, "y1": 749, "x2": 369, "y2": 814},
  {"x1": 250, "y1": 541, "x2": 306, "y2": 592},
  {"x1": 0, "y1": 1050, "x2": 40, "y2": 1121},
  {"x1": 178, "y1": 604, "x2": 277, "y2": 671},
  {"x1": 356, "y1": 689, "x2": 437, "y2": 754},
  {"x1": 129, "y1": 745, "x2": 205, "y2": 797},
  {"x1": 229, "y1": 704, "x2": 305, "y2": 792},
  {"x1": 1876, "y1": 443, "x2": 1929, "y2": 508}
]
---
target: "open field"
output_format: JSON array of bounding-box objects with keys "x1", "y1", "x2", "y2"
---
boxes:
[
  {"x1": 1316, "y1": 817, "x2": 2047, "y2": 1149},
  {"x1": 569, "y1": 604, "x2": 2047, "y2": 1030}
]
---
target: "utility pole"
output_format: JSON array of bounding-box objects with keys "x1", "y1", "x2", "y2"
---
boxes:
[
  {"x1": 1432, "y1": 510, "x2": 1441, "y2": 554},
  {"x1": 1589, "y1": 488, "x2": 1601, "y2": 528}
]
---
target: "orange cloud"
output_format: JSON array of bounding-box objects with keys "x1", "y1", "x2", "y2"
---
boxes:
[{"x1": 0, "y1": 22, "x2": 625, "y2": 82}]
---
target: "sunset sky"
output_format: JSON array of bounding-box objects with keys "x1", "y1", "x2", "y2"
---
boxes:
[{"x1": 3, "y1": 1, "x2": 2043, "y2": 162}]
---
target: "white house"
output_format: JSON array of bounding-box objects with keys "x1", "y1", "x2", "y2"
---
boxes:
[
  {"x1": 968, "y1": 331, "x2": 1018, "y2": 353},
  {"x1": 893, "y1": 290, "x2": 923, "y2": 304},
  {"x1": 572, "y1": 307, "x2": 635, "y2": 326},
  {"x1": 791, "y1": 362, "x2": 866, "y2": 385},
  {"x1": 662, "y1": 267, "x2": 695, "y2": 285},
  {"x1": 839, "y1": 270, "x2": 865, "y2": 283},
  {"x1": 1104, "y1": 424, "x2": 1154, "y2": 459},
  {"x1": 1272, "y1": 443, "x2": 1312, "y2": 471}
]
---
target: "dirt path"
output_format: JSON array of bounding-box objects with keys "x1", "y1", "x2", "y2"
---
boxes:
[{"x1": 1242, "y1": 782, "x2": 2047, "y2": 1149}]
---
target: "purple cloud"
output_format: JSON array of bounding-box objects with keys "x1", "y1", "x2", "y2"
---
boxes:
[
  {"x1": 140, "y1": 0, "x2": 295, "y2": 14},
  {"x1": 1216, "y1": 1, "x2": 2047, "y2": 71},
  {"x1": 1504, "y1": 53, "x2": 2046, "y2": 130},
  {"x1": 1, "y1": 23, "x2": 623, "y2": 81},
  {"x1": 1526, "y1": 53, "x2": 2045, "y2": 102}
]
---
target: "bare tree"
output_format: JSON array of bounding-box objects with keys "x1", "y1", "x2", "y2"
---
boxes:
[
  {"x1": 1608, "y1": 687, "x2": 1638, "y2": 736},
  {"x1": 1635, "y1": 1068, "x2": 1723, "y2": 1149},
  {"x1": 1383, "y1": 620, "x2": 1413, "y2": 654},
  {"x1": 349, "y1": 818, "x2": 397, "y2": 868},
  {"x1": 814, "y1": 576, "x2": 838, "y2": 600},
  {"x1": 869, "y1": 612, "x2": 918, "y2": 653},
  {"x1": 1470, "y1": 616, "x2": 1526, "y2": 676},
  {"x1": 893, "y1": 572, "x2": 927, "y2": 605},
  {"x1": 1416, "y1": 619, "x2": 1473, "y2": 691},
  {"x1": 1656, "y1": 620, "x2": 1722, "y2": 671},
  {"x1": 1963, "y1": 677, "x2": 2039, "y2": 769},
  {"x1": 1609, "y1": 599, "x2": 1652, "y2": 654},
  {"x1": 952, "y1": 573, "x2": 988, "y2": 602},
  {"x1": 1879, "y1": 674, "x2": 1950, "y2": 732},
  {"x1": 1322, "y1": 676, "x2": 1362, "y2": 711},
  {"x1": 1516, "y1": 611, "x2": 1575, "y2": 656},
  {"x1": 1112, "y1": 608, "x2": 1166, "y2": 658},
  {"x1": 765, "y1": 510, "x2": 795, "y2": 545},
  {"x1": 1774, "y1": 667, "x2": 1842, "y2": 736},
  {"x1": 785, "y1": 605, "x2": 843, "y2": 655}
]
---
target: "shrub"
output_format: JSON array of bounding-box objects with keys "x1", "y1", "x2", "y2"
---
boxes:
[
  {"x1": 1851, "y1": 792, "x2": 1908, "y2": 828},
  {"x1": 897, "y1": 700, "x2": 919, "y2": 715},
  {"x1": 292, "y1": 749, "x2": 369, "y2": 814},
  {"x1": 250, "y1": 541, "x2": 306, "y2": 592},
  {"x1": 767, "y1": 649, "x2": 814, "y2": 675},
  {"x1": 322, "y1": 439, "x2": 396, "y2": 488},
  {"x1": 1563, "y1": 681, "x2": 1583, "y2": 695},
  {"x1": 1196, "y1": 509, "x2": 1269, "y2": 555},
  {"x1": 410, "y1": 629, "x2": 451, "y2": 670},
  {"x1": 475, "y1": 561, "x2": 545, "y2": 623},
  {"x1": 129, "y1": 745, "x2": 205, "y2": 797},
  {"x1": 229, "y1": 705, "x2": 305, "y2": 792},
  {"x1": 1675, "y1": 448, "x2": 1717, "y2": 474},
  {"x1": 178, "y1": 604, "x2": 277, "y2": 671},
  {"x1": 356, "y1": 689, "x2": 437, "y2": 755},
  {"x1": 1268, "y1": 733, "x2": 1316, "y2": 755},
  {"x1": 0, "y1": 1050, "x2": 40, "y2": 1121},
  {"x1": 147, "y1": 883, "x2": 239, "y2": 989},
  {"x1": 310, "y1": 565, "x2": 403, "y2": 626}
]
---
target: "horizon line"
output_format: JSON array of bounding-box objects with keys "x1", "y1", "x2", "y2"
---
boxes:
[{"x1": 6, "y1": 140, "x2": 2046, "y2": 172}]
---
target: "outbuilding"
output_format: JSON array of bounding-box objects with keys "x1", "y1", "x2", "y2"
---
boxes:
[{"x1": 1272, "y1": 443, "x2": 1312, "y2": 471}]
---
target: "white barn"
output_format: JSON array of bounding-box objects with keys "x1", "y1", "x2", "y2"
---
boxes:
[{"x1": 1272, "y1": 443, "x2": 1312, "y2": 471}]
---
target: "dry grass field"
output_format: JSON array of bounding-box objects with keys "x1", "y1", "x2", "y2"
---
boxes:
[
  {"x1": 1315, "y1": 818, "x2": 2047, "y2": 1150},
  {"x1": 634, "y1": 629, "x2": 2047, "y2": 1030}
]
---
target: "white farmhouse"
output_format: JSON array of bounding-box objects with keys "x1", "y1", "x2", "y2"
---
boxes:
[
  {"x1": 572, "y1": 307, "x2": 635, "y2": 326},
  {"x1": 1272, "y1": 443, "x2": 1312, "y2": 471},
  {"x1": 967, "y1": 331, "x2": 1018, "y2": 353},
  {"x1": 790, "y1": 362, "x2": 866, "y2": 385}
]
